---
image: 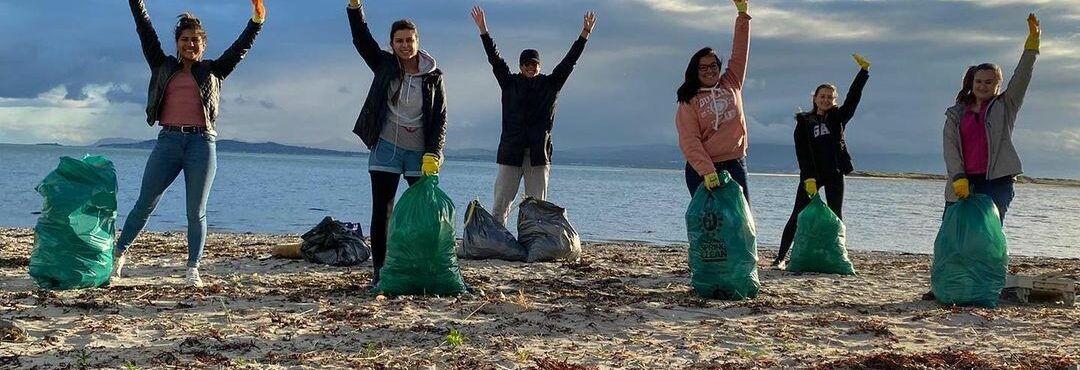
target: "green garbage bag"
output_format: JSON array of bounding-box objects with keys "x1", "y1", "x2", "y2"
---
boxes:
[
  {"x1": 787, "y1": 194, "x2": 855, "y2": 275},
  {"x1": 376, "y1": 176, "x2": 467, "y2": 296},
  {"x1": 29, "y1": 155, "x2": 118, "y2": 290},
  {"x1": 686, "y1": 171, "x2": 759, "y2": 300},
  {"x1": 931, "y1": 194, "x2": 1008, "y2": 308}
]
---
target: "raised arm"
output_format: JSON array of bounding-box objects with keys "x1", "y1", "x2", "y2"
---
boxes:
[
  {"x1": 720, "y1": 0, "x2": 751, "y2": 89},
  {"x1": 473, "y1": 6, "x2": 511, "y2": 86},
  {"x1": 211, "y1": 0, "x2": 264, "y2": 78},
  {"x1": 837, "y1": 53, "x2": 870, "y2": 124},
  {"x1": 347, "y1": 0, "x2": 387, "y2": 71},
  {"x1": 549, "y1": 11, "x2": 595, "y2": 87},
  {"x1": 999, "y1": 13, "x2": 1039, "y2": 117},
  {"x1": 128, "y1": 0, "x2": 168, "y2": 68}
]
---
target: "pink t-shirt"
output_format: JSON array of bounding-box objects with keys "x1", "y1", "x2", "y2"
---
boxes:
[
  {"x1": 158, "y1": 72, "x2": 206, "y2": 126},
  {"x1": 959, "y1": 103, "x2": 990, "y2": 175}
]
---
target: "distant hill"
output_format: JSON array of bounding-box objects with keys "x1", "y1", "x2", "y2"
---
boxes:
[
  {"x1": 92, "y1": 137, "x2": 142, "y2": 146},
  {"x1": 101, "y1": 140, "x2": 362, "y2": 157}
]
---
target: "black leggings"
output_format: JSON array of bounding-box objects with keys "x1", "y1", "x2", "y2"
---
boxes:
[
  {"x1": 776, "y1": 176, "x2": 845, "y2": 263},
  {"x1": 370, "y1": 171, "x2": 420, "y2": 276}
]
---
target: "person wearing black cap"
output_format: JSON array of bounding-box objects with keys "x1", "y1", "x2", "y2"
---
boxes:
[{"x1": 470, "y1": 5, "x2": 597, "y2": 226}]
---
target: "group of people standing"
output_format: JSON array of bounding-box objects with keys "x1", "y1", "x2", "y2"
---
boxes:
[{"x1": 109, "y1": 0, "x2": 1040, "y2": 294}]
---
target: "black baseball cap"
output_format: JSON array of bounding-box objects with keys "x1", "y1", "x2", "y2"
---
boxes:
[{"x1": 519, "y1": 49, "x2": 541, "y2": 65}]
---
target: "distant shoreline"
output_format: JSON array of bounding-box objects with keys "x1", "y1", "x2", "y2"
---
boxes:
[
  {"x1": 8, "y1": 142, "x2": 1080, "y2": 186},
  {"x1": 850, "y1": 171, "x2": 1080, "y2": 187}
]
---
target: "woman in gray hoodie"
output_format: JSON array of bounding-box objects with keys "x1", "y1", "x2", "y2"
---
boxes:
[{"x1": 346, "y1": 0, "x2": 448, "y2": 288}]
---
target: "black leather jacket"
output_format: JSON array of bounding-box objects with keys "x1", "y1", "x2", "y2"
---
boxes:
[
  {"x1": 129, "y1": 0, "x2": 261, "y2": 135},
  {"x1": 347, "y1": 5, "x2": 447, "y2": 156}
]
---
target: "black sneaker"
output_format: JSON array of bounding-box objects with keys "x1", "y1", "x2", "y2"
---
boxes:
[
  {"x1": 771, "y1": 259, "x2": 787, "y2": 270},
  {"x1": 920, "y1": 290, "x2": 936, "y2": 301}
]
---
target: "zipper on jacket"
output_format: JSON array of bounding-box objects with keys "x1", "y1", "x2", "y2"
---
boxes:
[{"x1": 983, "y1": 99, "x2": 996, "y2": 180}]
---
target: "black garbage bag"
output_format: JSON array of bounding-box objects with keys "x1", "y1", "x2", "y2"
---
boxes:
[
  {"x1": 460, "y1": 200, "x2": 526, "y2": 261},
  {"x1": 518, "y1": 197, "x2": 581, "y2": 263},
  {"x1": 300, "y1": 216, "x2": 371, "y2": 266}
]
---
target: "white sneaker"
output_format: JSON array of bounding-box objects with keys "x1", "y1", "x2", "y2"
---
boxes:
[
  {"x1": 185, "y1": 268, "x2": 204, "y2": 287},
  {"x1": 111, "y1": 253, "x2": 126, "y2": 279}
]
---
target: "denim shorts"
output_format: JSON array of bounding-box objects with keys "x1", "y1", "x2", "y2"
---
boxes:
[{"x1": 368, "y1": 139, "x2": 422, "y2": 176}]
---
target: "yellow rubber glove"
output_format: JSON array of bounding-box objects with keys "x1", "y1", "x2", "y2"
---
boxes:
[
  {"x1": 251, "y1": 0, "x2": 265, "y2": 24},
  {"x1": 804, "y1": 178, "x2": 818, "y2": 197},
  {"x1": 952, "y1": 178, "x2": 971, "y2": 199},
  {"x1": 422, "y1": 154, "x2": 440, "y2": 176},
  {"x1": 1025, "y1": 13, "x2": 1040, "y2": 51},
  {"x1": 852, "y1": 53, "x2": 870, "y2": 71},
  {"x1": 704, "y1": 172, "x2": 721, "y2": 190},
  {"x1": 733, "y1": 0, "x2": 748, "y2": 14}
]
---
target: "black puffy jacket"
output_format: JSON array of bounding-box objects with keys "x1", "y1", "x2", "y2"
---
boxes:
[
  {"x1": 348, "y1": 6, "x2": 447, "y2": 157},
  {"x1": 480, "y1": 33, "x2": 587, "y2": 166},
  {"x1": 129, "y1": 0, "x2": 261, "y2": 135}
]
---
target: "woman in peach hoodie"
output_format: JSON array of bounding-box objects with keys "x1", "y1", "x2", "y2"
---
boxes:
[{"x1": 675, "y1": 0, "x2": 751, "y2": 201}]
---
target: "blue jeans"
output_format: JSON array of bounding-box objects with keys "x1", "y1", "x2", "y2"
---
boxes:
[
  {"x1": 944, "y1": 175, "x2": 1015, "y2": 224},
  {"x1": 115, "y1": 130, "x2": 217, "y2": 268},
  {"x1": 368, "y1": 139, "x2": 423, "y2": 177},
  {"x1": 684, "y1": 157, "x2": 750, "y2": 204}
]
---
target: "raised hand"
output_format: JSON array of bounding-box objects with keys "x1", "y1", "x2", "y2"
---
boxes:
[
  {"x1": 251, "y1": 0, "x2": 266, "y2": 23},
  {"x1": 581, "y1": 11, "x2": 597, "y2": 38},
  {"x1": 733, "y1": 0, "x2": 748, "y2": 14},
  {"x1": 349, "y1": 0, "x2": 360, "y2": 7},
  {"x1": 1025, "y1": 13, "x2": 1040, "y2": 50},
  {"x1": 471, "y1": 6, "x2": 488, "y2": 34},
  {"x1": 852, "y1": 53, "x2": 870, "y2": 70}
]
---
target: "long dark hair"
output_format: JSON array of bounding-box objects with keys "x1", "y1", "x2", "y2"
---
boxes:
[
  {"x1": 174, "y1": 12, "x2": 207, "y2": 43},
  {"x1": 676, "y1": 47, "x2": 721, "y2": 103},
  {"x1": 955, "y1": 63, "x2": 1002, "y2": 105}
]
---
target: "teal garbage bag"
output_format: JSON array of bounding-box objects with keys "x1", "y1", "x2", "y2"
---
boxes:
[
  {"x1": 29, "y1": 155, "x2": 118, "y2": 290},
  {"x1": 377, "y1": 176, "x2": 467, "y2": 296},
  {"x1": 686, "y1": 171, "x2": 760, "y2": 300},
  {"x1": 787, "y1": 194, "x2": 855, "y2": 275},
  {"x1": 931, "y1": 194, "x2": 1008, "y2": 308}
]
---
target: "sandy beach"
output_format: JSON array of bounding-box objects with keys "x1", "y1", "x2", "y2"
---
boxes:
[{"x1": 1, "y1": 227, "x2": 1077, "y2": 369}]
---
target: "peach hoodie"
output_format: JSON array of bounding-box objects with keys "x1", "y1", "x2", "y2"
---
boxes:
[{"x1": 676, "y1": 12, "x2": 751, "y2": 177}]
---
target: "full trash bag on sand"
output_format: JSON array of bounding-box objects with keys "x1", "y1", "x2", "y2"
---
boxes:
[
  {"x1": 518, "y1": 197, "x2": 581, "y2": 263},
  {"x1": 787, "y1": 194, "x2": 856, "y2": 275},
  {"x1": 377, "y1": 176, "x2": 467, "y2": 296},
  {"x1": 686, "y1": 171, "x2": 759, "y2": 300},
  {"x1": 300, "y1": 216, "x2": 371, "y2": 266},
  {"x1": 931, "y1": 194, "x2": 1008, "y2": 308},
  {"x1": 29, "y1": 155, "x2": 118, "y2": 290},
  {"x1": 460, "y1": 200, "x2": 527, "y2": 261}
]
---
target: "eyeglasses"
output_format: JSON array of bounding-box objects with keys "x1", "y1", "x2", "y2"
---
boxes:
[{"x1": 698, "y1": 63, "x2": 720, "y2": 72}]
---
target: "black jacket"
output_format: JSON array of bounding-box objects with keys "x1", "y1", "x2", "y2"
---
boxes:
[
  {"x1": 129, "y1": 0, "x2": 261, "y2": 135},
  {"x1": 348, "y1": 6, "x2": 447, "y2": 157},
  {"x1": 481, "y1": 33, "x2": 587, "y2": 166},
  {"x1": 794, "y1": 69, "x2": 869, "y2": 181}
]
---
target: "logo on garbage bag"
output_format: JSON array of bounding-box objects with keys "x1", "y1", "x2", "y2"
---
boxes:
[
  {"x1": 700, "y1": 238, "x2": 728, "y2": 262},
  {"x1": 703, "y1": 212, "x2": 719, "y2": 231}
]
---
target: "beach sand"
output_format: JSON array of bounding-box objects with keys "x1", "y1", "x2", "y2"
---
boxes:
[{"x1": 1, "y1": 228, "x2": 1077, "y2": 369}]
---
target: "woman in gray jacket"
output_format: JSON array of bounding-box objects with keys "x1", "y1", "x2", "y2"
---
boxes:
[
  {"x1": 924, "y1": 13, "x2": 1039, "y2": 301},
  {"x1": 942, "y1": 13, "x2": 1039, "y2": 222}
]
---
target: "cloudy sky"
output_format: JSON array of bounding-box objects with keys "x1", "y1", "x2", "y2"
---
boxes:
[{"x1": 1, "y1": 0, "x2": 1078, "y2": 174}]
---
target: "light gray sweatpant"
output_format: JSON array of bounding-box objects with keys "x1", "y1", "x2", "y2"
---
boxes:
[{"x1": 492, "y1": 150, "x2": 550, "y2": 226}]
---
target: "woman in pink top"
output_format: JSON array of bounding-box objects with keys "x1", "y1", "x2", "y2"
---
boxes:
[
  {"x1": 675, "y1": 0, "x2": 751, "y2": 201},
  {"x1": 113, "y1": 0, "x2": 265, "y2": 287}
]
